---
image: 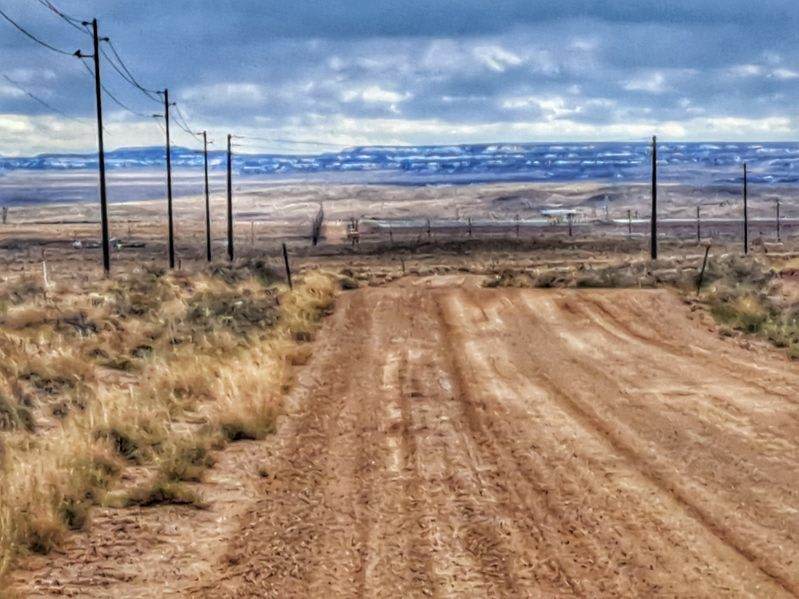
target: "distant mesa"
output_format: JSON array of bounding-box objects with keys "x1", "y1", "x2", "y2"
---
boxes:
[{"x1": 1, "y1": 142, "x2": 799, "y2": 185}]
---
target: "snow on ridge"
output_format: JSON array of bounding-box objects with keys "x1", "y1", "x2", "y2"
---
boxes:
[{"x1": 1, "y1": 142, "x2": 799, "y2": 183}]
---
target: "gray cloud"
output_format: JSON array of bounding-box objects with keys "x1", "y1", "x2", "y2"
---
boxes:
[{"x1": 0, "y1": 0, "x2": 798, "y2": 153}]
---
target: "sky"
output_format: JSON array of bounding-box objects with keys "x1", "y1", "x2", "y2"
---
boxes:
[{"x1": 1, "y1": 0, "x2": 799, "y2": 155}]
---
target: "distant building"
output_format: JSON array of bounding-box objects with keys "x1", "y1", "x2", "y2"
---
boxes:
[{"x1": 540, "y1": 208, "x2": 587, "y2": 224}]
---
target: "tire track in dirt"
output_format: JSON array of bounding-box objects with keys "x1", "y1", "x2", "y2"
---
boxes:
[
  {"x1": 16, "y1": 283, "x2": 799, "y2": 597},
  {"x1": 437, "y1": 290, "x2": 757, "y2": 596},
  {"x1": 546, "y1": 291, "x2": 799, "y2": 548},
  {"x1": 497, "y1": 288, "x2": 798, "y2": 595},
  {"x1": 584, "y1": 292, "x2": 799, "y2": 402}
]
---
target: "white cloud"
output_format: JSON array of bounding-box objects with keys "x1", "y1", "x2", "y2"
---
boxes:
[
  {"x1": 6, "y1": 68, "x2": 56, "y2": 84},
  {"x1": 772, "y1": 68, "x2": 799, "y2": 80},
  {"x1": 570, "y1": 38, "x2": 598, "y2": 52},
  {"x1": 727, "y1": 64, "x2": 764, "y2": 78},
  {"x1": 623, "y1": 72, "x2": 667, "y2": 94},
  {"x1": 181, "y1": 83, "x2": 267, "y2": 106},
  {"x1": 472, "y1": 45, "x2": 523, "y2": 72},
  {"x1": 0, "y1": 113, "x2": 169, "y2": 155},
  {"x1": 501, "y1": 95, "x2": 577, "y2": 120},
  {"x1": 341, "y1": 86, "x2": 410, "y2": 104},
  {"x1": 0, "y1": 85, "x2": 25, "y2": 100}
]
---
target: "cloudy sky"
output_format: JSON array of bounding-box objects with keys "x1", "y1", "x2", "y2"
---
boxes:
[{"x1": 1, "y1": 0, "x2": 798, "y2": 155}]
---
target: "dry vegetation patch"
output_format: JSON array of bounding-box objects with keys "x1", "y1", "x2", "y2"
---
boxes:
[{"x1": 0, "y1": 263, "x2": 337, "y2": 580}]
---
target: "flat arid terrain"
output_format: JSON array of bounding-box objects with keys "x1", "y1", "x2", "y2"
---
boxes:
[
  {"x1": 7, "y1": 274, "x2": 799, "y2": 597},
  {"x1": 3, "y1": 181, "x2": 799, "y2": 598}
]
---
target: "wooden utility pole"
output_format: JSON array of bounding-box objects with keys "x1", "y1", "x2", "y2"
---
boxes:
[
  {"x1": 164, "y1": 89, "x2": 175, "y2": 269},
  {"x1": 78, "y1": 19, "x2": 111, "y2": 275},
  {"x1": 226, "y1": 134, "x2": 233, "y2": 261},
  {"x1": 650, "y1": 135, "x2": 658, "y2": 260},
  {"x1": 203, "y1": 131, "x2": 212, "y2": 262},
  {"x1": 743, "y1": 163, "x2": 748, "y2": 255}
]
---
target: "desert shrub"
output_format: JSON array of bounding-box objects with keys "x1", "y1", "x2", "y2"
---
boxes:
[
  {"x1": 23, "y1": 513, "x2": 64, "y2": 555},
  {"x1": 19, "y1": 353, "x2": 95, "y2": 395},
  {"x1": 701, "y1": 254, "x2": 774, "y2": 290},
  {"x1": 0, "y1": 275, "x2": 44, "y2": 305},
  {"x1": 185, "y1": 289, "x2": 279, "y2": 336},
  {"x1": 217, "y1": 407, "x2": 276, "y2": 442},
  {"x1": 0, "y1": 394, "x2": 34, "y2": 432},
  {"x1": 95, "y1": 415, "x2": 167, "y2": 464},
  {"x1": 710, "y1": 294, "x2": 770, "y2": 333},
  {"x1": 107, "y1": 268, "x2": 176, "y2": 318},
  {"x1": 119, "y1": 479, "x2": 206, "y2": 509},
  {"x1": 207, "y1": 259, "x2": 282, "y2": 286},
  {"x1": 157, "y1": 434, "x2": 217, "y2": 482},
  {"x1": 340, "y1": 275, "x2": 359, "y2": 290}
]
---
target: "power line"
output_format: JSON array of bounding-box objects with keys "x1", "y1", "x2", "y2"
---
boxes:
[
  {"x1": 172, "y1": 104, "x2": 203, "y2": 143},
  {"x1": 103, "y1": 40, "x2": 161, "y2": 101},
  {"x1": 153, "y1": 116, "x2": 166, "y2": 136},
  {"x1": 34, "y1": 0, "x2": 90, "y2": 36},
  {"x1": 2, "y1": 73, "x2": 90, "y2": 124},
  {"x1": 79, "y1": 59, "x2": 149, "y2": 118},
  {"x1": 0, "y1": 6, "x2": 77, "y2": 55}
]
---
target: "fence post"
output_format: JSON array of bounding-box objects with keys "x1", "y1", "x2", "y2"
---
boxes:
[
  {"x1": 567, "y1": 213, "x2": 573, "y2": 237},
  {"x1": 697, "y1": 205, "x2": 701, "y2": 243},
  {"x1": 468, "y1": 217, "x2": 472, "y2": 237},
  {"x1": 426, "y1": 218, "x2": 431, "y2": 239},
  {"x1": 696, "y1": 245, "x2": 711, "y2": 294},
  {"x1": 777, "y1": 199, "x2": 781, "y2": 242},
  {"x1": 627, "y1": 208, "x2": 632, "y2": 238},
  {"x1": 515, "y1": 214, "x2": 520, "y2": 237},
  {"x1": 282, "y1": 242, "x2": 293, "y2": 290}
]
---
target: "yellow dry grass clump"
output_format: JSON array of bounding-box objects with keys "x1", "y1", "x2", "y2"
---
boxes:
[{"x1": 0, "y1": 264, "x2": 337, "y2": 579}]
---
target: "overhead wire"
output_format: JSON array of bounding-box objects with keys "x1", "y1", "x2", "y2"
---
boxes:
[
  {"x1": 34, "y1": 0, "x2": 90, "y2": 35},
  {"x1": 0, "y1": 6, "x2": 77, "y2": 55},
  {"x1": 2, "y1": 73, "x2": 91, "y2": 124},
  {"x1": 102, "y1": 40, "x2": 161, "y2": 101},
  {"x1": 172, "y1": 103, "x2": 204, "y2": 143},
  {"x1": 78, "y1": 59, "x2": 150, "y2": 118}
]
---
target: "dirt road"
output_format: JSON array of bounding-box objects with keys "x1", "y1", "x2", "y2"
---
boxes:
[
  {"x1": 186, "y1": 282, "x2": 799, "y2": 597},
  {"x1": 15, "y1": 282, "x2": 799, "y2": 597}
]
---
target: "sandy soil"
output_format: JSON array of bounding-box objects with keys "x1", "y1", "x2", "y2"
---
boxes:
[{"x1": 12, "y1": 281, "x2": 799, "y2": 597}]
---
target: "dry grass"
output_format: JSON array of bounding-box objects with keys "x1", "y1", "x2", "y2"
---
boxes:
[
  {"x1": 116, "y1": 479, "x2": 208, "y2": 510},
  {"x1": 484, "y1": 258, "x2": 698, "y2": 290},
  {"x1": 0, "y1": 262, "x2": 337, "y2": 581}
]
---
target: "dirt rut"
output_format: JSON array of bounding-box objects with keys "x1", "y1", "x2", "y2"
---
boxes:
[{"x1": 15, "y1": 285, "x2": 799, "y2": 597}]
